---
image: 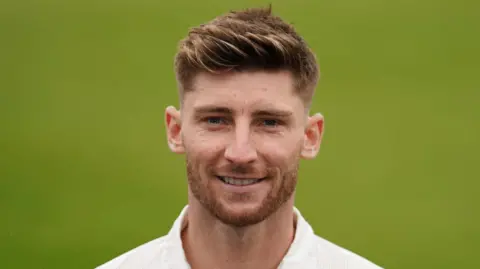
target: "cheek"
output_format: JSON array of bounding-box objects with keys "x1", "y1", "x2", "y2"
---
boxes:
[
  {"x1": 183, "y1": 129, "x2": 227, "y2": 158},
  {"x1": 254, "y1": 133, "x2": 303, "y2": 165}
]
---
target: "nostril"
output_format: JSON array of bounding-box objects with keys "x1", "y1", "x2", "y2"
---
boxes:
[{"x1": 224, "y1": 145, "x2": 258, "y2": 164}]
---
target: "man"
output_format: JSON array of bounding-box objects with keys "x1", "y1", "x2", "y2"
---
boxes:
[{"x1": 97, "y1": 6, "x2": 382, "y2": 269}]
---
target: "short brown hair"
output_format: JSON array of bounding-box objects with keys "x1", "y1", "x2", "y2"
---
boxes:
[{"x1": 174, "y1": 5, "x2": 319, "y2": 106}]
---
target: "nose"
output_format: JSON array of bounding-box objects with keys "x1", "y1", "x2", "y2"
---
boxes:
[{"x1": 224, "y1": 122, "x2": 258, "y2": 164}]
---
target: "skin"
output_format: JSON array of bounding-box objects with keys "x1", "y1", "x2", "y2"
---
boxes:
[{"x1": 165, "y1": 70, "x2": 324, "y2": 269}]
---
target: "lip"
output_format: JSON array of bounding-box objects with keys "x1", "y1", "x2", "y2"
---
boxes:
[
  {"x1": 215, "y1": 176, "x2": 268, "y2": 192},
  {"x1": 216, "y1": 175, "x2": 267, "y2": 180}
]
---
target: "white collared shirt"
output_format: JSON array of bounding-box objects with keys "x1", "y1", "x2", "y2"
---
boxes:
[{"x1": 96, "y1": 206, "x2": 383, "y2": 269}]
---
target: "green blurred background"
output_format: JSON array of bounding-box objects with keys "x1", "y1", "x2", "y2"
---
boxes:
[{"x1": 1, "y1": 0, "x2": 479, "y2": 268}]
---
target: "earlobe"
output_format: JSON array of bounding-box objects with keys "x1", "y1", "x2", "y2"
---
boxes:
[
  {"x1": 300, "y1": 113, "x2": 325, "y2": 159},
  {"x1": 165, "y1": 106, "x2": 185, "y2": 154}
]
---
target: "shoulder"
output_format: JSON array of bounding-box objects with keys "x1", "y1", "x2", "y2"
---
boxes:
[
  {"x1": 312, "y1": 234, "x2": 383, "y2": 269},
  {"x1": 95, "y1": 235, "x2": 169, "y2": 269}
]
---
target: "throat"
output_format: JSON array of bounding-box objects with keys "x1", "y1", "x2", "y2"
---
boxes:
[
  {"x1": 182, "y1": 218, "x2": 295, "y2": 269},
  {"x1": 183, "y1": 194, "x2": 297, "y2": 269}
]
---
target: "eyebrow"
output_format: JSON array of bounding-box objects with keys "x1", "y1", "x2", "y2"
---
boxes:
[
  {"x1": 193, "y1": 106, "x2": 233, "y2": 115},
  {"x1": 193, "y1": 105, "x2": 293, "y2": 118},
  {"x1": 252, "y1": 109, "x2": 293, "y2": 118}
]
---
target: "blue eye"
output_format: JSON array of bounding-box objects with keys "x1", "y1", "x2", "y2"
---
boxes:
[
  {"x1": 263, "y1": 119, "x2": 278, "y2": 127},
  {"x1": 207, "y1": 117, "x2": 224, "y2": 125}
]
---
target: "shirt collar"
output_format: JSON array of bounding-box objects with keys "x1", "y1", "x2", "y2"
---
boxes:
[{"x1": 163, "y1": 205, "x2": 317, "y2": 268}]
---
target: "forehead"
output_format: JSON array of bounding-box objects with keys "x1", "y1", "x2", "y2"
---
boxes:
[{"x1": 183, "y1": 71, "x2": 304, "y2": 113}]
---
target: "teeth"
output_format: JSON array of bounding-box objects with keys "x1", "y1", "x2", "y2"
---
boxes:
[{"x1": 221, "y1": 177, "x2": 260, "y2": 186}]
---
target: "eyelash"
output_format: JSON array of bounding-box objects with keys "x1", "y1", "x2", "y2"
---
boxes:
[
  {"x1": 262, "y1": 119, "x2": 279, "y2": 127},
  {"x1": 206, "y1": 117, "x2": 227, "y2": 125}
]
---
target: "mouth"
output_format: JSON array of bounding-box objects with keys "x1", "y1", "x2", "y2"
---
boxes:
[{"x1": 217, "y1": 176, "x2": 264, "y2": 186}]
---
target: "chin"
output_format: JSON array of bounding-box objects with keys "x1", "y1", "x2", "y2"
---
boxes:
[{"x1": 213, "y1": 200, "x2": 273, "y2": 227}]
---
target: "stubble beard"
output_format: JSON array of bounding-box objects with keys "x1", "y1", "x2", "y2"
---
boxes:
[{"x1": 185, "y1": 154, "x2": 300, "y2": 227}]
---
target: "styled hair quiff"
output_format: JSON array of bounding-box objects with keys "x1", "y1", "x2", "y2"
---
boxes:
[{"x1": 174, "y1": 6, "x2": 319, "y2": 106}]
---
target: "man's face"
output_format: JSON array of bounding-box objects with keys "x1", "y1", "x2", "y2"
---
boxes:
[{"x1": 166, "y1": 71, "x2": 323, "y2": 227}]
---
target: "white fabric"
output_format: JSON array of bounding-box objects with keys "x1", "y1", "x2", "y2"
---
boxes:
[{"x1": 96, "y1": 206, "x2": 383, "y2": 269}]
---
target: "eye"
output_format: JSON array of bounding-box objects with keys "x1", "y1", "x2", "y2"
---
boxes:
[
  {"x1": 262, "y1": 119, "x2": 278, "y2": 127},
  {"x1": 206, "y1": 117, "x2": 226, "y2": 125}
]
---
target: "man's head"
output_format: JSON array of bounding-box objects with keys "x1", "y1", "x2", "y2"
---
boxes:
[{"x1": 165, "y1": 6, "x2": 324, "y2": 227}]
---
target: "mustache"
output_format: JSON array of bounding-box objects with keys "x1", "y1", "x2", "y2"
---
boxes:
[{"x1": 209, "y1": 163, "x2": 277, "y2": 177}]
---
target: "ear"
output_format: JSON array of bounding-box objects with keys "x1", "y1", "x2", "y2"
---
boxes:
[
  {"x1": 300, "y1": 113, "x2": 325, "y2": 159},
  {"x1": 165, "y1": 106, "x2": 185, "y2": 154}
]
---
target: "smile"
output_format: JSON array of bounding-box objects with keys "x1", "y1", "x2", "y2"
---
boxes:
[{"x1": 217, "y1": 176, "x2": 263, "y2": 186}]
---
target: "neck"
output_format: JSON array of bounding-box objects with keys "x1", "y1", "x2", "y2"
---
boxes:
[{"x1": 182, "y1": 197, "x2": 296, "y2": 269}]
